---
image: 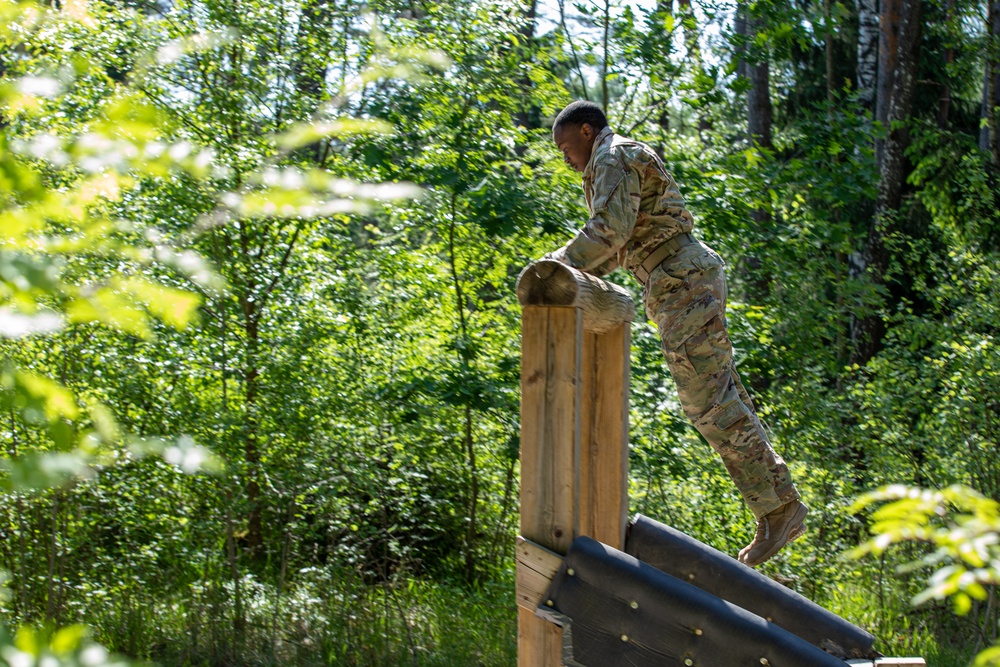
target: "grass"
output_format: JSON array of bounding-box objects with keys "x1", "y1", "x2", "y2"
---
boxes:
[
  {"x1": 29, "y1": 547, "x2": 986, "y2": 666},
  {"x1": 83, "y1": 568, "x2": 517, "y2": 667}
]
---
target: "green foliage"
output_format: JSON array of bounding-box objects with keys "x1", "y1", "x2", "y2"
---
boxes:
[
  {"x1": 1, "y1": 0, "x2": 998, "y2": 661},
  {"x1": 852, "y1": 485, "x2": 1000, "y2": 664}
]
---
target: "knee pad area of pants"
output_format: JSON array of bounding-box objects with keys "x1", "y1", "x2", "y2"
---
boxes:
[{"x1": 693, "y1": 397, "x2": 751, "y2": 444}]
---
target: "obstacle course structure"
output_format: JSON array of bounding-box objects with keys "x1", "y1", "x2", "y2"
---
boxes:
[{"x1": 515, "y1": 260, "x2": 924, "y2": 667}]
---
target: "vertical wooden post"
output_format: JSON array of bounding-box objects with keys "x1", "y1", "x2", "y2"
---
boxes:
[
  {"x1": 579, "y1": 324, "x2": 630, "y2": 550},
  {"x1": 519, "y1": 306, "x2": 580, "y2": 666},
  {"x1": 516, "y1": 261, "x2": 634, "y2": 667}
]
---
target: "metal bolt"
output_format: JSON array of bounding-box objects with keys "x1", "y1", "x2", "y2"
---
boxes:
[
  {"x1": 545, "y1": 600, "x2": 553, "y2": 607},
  {"x1": 693, "y1": 628, "x2": 703, "y2": 636},
  {"x1": 567, "y1": 568, "x2": 575, "y2": 576},
  {"x1": 684, "y1": 659, "x2": 694, "y2": 666},
  {"x1": 760, "y1": 659, "x2": 770, "y2": 666},
  {"x1": 621, "y1": 634, "x2": 628, "y2": 642},
  {"x1": 629, "y1": 600, "x2": 639, "y2": 609},
  {"x1": 687, "y1": 573, "x2": 696, "y2": 580}
]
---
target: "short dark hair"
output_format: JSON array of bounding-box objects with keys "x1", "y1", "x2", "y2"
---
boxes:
[{"x1": 553, "y1": 101, "x2": 608, "y2": 131}]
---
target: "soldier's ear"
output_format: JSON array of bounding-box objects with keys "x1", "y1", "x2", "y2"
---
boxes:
[{"x1": 580, "y1": 123, "x2": 594, "y2": 141}]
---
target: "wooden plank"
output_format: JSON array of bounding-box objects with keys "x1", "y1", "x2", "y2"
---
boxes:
[
  {"x1": 519, "y1": 306, "x2": 580, "y2": 553},
  {"x1": 518, "y1": 607, "x2": 562, "y2": 667},
  {"x1": 579, "y1": 323, "x2": 630, "y2": 549},
  {"x1": 515, "y1": 536, "x2": 563, "y2": 612},
  {"x1": 845, "y1": 659, "x2": 926, "y2": 666},
  {"x1": 519, "y1": 306, "x2": 581, "y2": 667},
  {"x1": 579, "y1": 331, "x2": 597, "y2": 546}
]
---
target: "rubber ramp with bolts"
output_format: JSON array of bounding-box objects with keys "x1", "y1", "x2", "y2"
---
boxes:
[{"x1": 534, "y1": 519, "x2": 879, "y2": 667}]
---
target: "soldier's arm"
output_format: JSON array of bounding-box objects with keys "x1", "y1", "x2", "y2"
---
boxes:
[{"x1": 548, "y1": 158, "x2": 641, "y2": 276}]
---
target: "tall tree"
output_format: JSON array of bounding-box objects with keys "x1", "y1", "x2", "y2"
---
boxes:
[
  {"x1": 516, "y1": 0, "x2": 540, "y2": 133},
  {"x1": 857, "y1": 0, "x2": 879, "y2": 109},
  {"x1": 734, "y1": 0, "x2": 774, "y2": 319},
  {"x1": 937, "y1": 0, "x2": 956, "y2": 128},
  {"x1": 736, "y1": 2, "x2": 774, "y2": 150},
  {"x1": 853, "y1": 0, "x2": 923, "y2": 365},
  {"x1": 982, "y1": 0, "x2": 1000, "y2": 162}
]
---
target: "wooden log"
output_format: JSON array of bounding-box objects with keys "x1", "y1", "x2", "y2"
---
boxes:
[
  {"x1": 579, "y1": 323, "x2": 630, "y2": 549},
  {"x1": 516, "y1": 260, "x2": 635, "y2": 334}
]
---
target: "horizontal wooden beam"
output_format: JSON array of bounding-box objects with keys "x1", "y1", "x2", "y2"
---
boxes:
[
  {"x1": 516, "y1": 536, "x2": 563, "y2": 612},
  {"x1": 516, "y1": 260, "x2": 634, "y2": 333}
]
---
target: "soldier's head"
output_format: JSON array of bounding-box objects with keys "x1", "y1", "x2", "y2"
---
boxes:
[{"x1": 552, "y1": 101, "x2": 608, "y2": 172}]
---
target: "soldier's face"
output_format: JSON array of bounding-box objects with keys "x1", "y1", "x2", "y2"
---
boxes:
[{"x1": 553, "y1": 123, "x2": 596, "y2": 173}]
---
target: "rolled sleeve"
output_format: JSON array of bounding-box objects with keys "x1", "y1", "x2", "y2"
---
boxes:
[{"x1": 556, "y1": 160, "x2": 640, "y2": 276}]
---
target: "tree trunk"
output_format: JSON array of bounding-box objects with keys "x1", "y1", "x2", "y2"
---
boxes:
[
  {"x1": 292, "y1": 0, "x2": 334, "y2": 161},
  {"x1": 516, "y1": 0, "x2": 539, "y2": 133},
  {"x1": 826, "y1": 0, "x2": 836, "y2": 105},
  {"x1": 735, "y1": 2, "x2": 773, "y2": 396},
  {"x1": 601, "y1": 0, "x2": 611, "y2": 108},
  {"x1": 736, "y1": 3, "x2": 773, "y2": 149},
  {"x1": 875, "y1": 0, "x2": 903, "y2": 166},
  {"x1": 981, "y1": 0, "x2": 1000, "y2": 163},
  {"x1": 447, "y1": 193, "x2": 480, "y2": 584},
  {"x1": 243, "y1": 307, "x2": 264, "y2": 558},
  {"x1": 856, "y1": 0, "x2": 879, "y2": 110},
  {"x1": 853, "y1": 0, "x2": 922, "y2": 366},
  {"x1": 938, "y1": 0, "x2": 955, "y2": 128},
  {"x1": 679, "y1": 0, "x2": 712, "y2": 134}
]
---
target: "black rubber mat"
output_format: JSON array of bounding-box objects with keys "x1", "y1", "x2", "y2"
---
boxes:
[
  {"x1": 625, "y1": 514, "x2": 875, "y2": 659},
  {"x1": 538, "y1": 535, "x2": 854, "y2": 667}
]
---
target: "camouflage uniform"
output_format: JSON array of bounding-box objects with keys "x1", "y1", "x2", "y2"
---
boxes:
[{"x1": 548, "y1": 126, "x2": 799, "y2": 520}]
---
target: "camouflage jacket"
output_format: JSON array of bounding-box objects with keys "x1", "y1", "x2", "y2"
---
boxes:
[{"x1": 548, "y1": 126, "x2": 695, "y2": 278}]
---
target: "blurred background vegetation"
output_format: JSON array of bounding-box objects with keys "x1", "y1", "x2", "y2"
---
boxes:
[{"x1": 1, "y1": 0, "x2": 999, "y2": 663}]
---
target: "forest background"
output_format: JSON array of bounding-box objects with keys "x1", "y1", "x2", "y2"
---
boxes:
[{"x1": 2, "y1": 0, "x2": 1000, "y2": 662}]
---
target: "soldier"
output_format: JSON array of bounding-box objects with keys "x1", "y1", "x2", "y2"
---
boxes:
[{"x1": 545, "y1": 100, "x2": 807, "y2": 567}]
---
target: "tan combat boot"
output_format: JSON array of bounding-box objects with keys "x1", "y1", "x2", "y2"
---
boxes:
[{"x1": 738, "y1": 499, "x2": 808, "y2": 567}]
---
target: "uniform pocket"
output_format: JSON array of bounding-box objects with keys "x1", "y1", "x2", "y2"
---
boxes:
[
  {"x1": 683, "y1": 315, "x2": 732, "y2": 379},
  {"x1": 657, "y1": 292, "x2": 722, "y2": 352},
  {"x1": 690, "y1": 248, "x2": 725, "y2": 273}
]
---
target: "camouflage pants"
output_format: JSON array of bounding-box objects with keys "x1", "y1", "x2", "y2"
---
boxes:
[{"x1": 643, "y1": 241, "x2": 799, "y2": 520}]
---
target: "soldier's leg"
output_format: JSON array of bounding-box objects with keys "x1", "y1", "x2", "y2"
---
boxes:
[
  {"x1": 661, "y1": 313, "x2": 799, "y2": 520},
  {"x1": 645, "y1": 250, "x2": 799, "y2": 521}
]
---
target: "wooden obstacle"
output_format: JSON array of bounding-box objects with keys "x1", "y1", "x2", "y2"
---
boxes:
[
  {"x1": 514, "y1": 260, "x2": 925, "y2": 667},
  {"x1": 516, "y1": 259, "x2": 634, "y2": 665}
]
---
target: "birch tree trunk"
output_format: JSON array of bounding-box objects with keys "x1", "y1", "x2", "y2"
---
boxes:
[{"x1": 856, "y1": 0, "x2": 879, "y2": 110}]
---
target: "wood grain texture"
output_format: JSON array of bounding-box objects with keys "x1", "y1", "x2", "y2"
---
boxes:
[
  {"x1": 578, "y1": 324, "x2": 630, "y2": 549},
  {"x1": 519, "y1": 306, "x2": 581, "y2": 552},
  {"x1": 516, "y1": 260, "x2": 634, "y2": 333},
  {"x1": 515, "y1": 537, "x2": 563, "y2": 612},
  {"x1": 518, "y1": 607, "x2": 562, "y2": 667},
  {"x1": 519, "y1": 306, "x2": 581, "y2": 667}
]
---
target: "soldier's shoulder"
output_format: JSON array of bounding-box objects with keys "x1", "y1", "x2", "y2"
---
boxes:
[{"x1": 608, "y1": 134, "x2": 657, "y2": 166}]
